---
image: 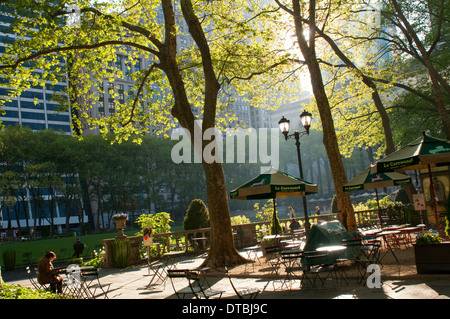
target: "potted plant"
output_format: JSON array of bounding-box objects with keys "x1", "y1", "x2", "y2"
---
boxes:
[
  {"x1": 112, "y1": 213, "x2": 129, "y2": 239},
  {"x1": 414, "y1": 230, "x2": 450, "y2": 274}
]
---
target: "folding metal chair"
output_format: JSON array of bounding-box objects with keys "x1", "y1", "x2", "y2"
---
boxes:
[
  {"x1": 26, "y1": 266, "x2": 51, "y2": 292},
  {"x1": 145, "y1": 260, "x2": 166, "y2": 289},
  {"x1": 243, "y1": 245, "x2": 261, "y2": 272},
  {"x1": 280, "y1": 251, "x2": 304, "y2": 290},
  {"x1": 341, "y1": 238, "x2": 377, "y2": 285},
  {"x1": 80, "y1": 267, "x2": 111, "y2": 299},
  {"x1": 225, "y1": 266, "x2": 260, "y2": 299},
  {"x1": 301, "y1": 251, "x2": 336, "y2": 288},
  {"x1": 167, "y1": 269, "x2": 197, "y2": 299},
  {"x1": 185, "y1": 271, "x2": 224, "y2": 299},
  {"x1": 22, "y1": 252, "x2": 36, "y2": 266},
  {"x1": 264, "y1": 245, "x2": 283, "y2": 275}
]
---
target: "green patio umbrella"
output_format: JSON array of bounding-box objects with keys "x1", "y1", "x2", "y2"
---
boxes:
[
  {"x1": 373, "y1": 132, "x2": 450, "y2": 173},
  {"x1": 372, "y1": 132, "x2": 450, "y2": 233},
  {"x1": 230, "y1": 167, "x2": 318, "y2": 234},
  {"x1": 343, "y1": 167, "x2": 412, "y2": 225}
]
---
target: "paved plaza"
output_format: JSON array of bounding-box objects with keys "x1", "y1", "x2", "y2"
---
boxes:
[{"x1": 3, "y1": 246, "x2": 450, "y2": 301}]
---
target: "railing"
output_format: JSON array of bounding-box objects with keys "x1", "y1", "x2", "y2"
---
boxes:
[
  {"x1": 150, "y1": 213, "x2": 336, "y2": 256},
  {"x1": 354, "y1": 208, "x2": 386, "y2": 227},
  {"x1": 148, "y1": 210, "x2": 387, "y2": 257}
]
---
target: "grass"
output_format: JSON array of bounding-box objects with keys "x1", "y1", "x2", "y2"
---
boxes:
[
  {"x1": 0, "y1": 230, "x2": 137, "y2": 268},
  {"x1": 0, "y1": 224, "x2": 186, "y2": 269}
]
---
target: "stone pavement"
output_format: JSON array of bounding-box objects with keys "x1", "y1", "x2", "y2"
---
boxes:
[{"x1": 3, "y1": 247, "x2": 450, "y2": 301}]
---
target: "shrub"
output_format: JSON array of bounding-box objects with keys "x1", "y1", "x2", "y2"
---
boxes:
[
  {"x1": 135, "y1": 212, "x2": 172, "y2": 235},
  {"x1": 67, "y1": 258, "x2": 83, "y2": 266},
  {"x1": 2, "y1": 250, "x2": 16, "y2": 271},
  {"x1": 416, "y1": 230, "x2": 442, "y2": 245},
  {"x1": 385, "y1": 202, "x2": 419, "y2": 225},
  {"x1": 82, "y1": 249, "x2": 105, "y2": 269},
  {"x1": 270, "y1": 213, "x2": 282, "y2": 235},
  {"x1": 230, "y1": 215, "x2": 250, "y2": 225},
  {"x1": 0, "y1": 283, "x2": 72, "y2": 299},
  {"x1": 254, "y1": 199, "x2": 282, "y2": 234},
  {"x1": 254, "y1": 200, "x2": 274, "y2": 222},
  {"x1": 184, "y1": 199, "x2": 210, "y2": 230},
  {"x1": 331, "y1": 194, "x2": 338, "y2": 215}
]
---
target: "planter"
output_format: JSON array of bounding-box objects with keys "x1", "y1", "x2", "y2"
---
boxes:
[
  {"x1": 112, "y1": 239, "x2": 130, "y2": 268},
  {"x1": 113, "y1": 219, "x2": 128, "y2": 239},
  {"x1": 2, "y1": 250, "x2": 16, "y2": 271},
  {"x1": 414, "y1": 242, "x2": 450, "y2": 274},
  {"x1": 102, "y1": 236, "x2": 142, "y2": 268}
]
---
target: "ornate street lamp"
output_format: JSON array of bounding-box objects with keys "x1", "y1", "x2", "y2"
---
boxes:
[{"x1": 278, "y1": 110, "x2": 313, "y2": 235}]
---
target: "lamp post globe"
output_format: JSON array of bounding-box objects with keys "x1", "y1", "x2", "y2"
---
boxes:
[
  {"x1": 278, "y1": 116, "x2": 290, "y2": 140},
  {"x1": 300, "y1": 110, "x2": 312, "y2": 134}
]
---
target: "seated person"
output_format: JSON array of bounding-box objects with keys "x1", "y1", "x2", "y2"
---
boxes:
[
  {"x1": 37, "y1": 251, "x2": 63, "y2": 293},
  {"x1": 289, "y1": 219, "x2": 301, "y2": 232}
]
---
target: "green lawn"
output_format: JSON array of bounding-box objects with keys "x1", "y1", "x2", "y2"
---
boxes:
[
  {"x1": 0, "y1": 230, "x2": 137, "y2": 268},
  {"x1": 1, "y1": 225, "x2": 185, "y2": 269}
]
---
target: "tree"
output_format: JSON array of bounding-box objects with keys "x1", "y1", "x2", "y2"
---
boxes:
[
  {"x1": 0, "y1": 1, "x2": 292, "y2": 266},
  {"x1": 274, "y1": 0, "x2": 356, "y2": 230},
  {"x1": 342, "y1": 0, "x2": 450, "y2": 141},
  {"x1": 387, "y1": 0, "x2": 450, "y2": 139}
]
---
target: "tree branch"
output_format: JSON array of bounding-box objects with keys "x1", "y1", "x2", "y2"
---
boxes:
[
  {"x1": 0, "y1": 41, "x2": 157, "y2": 71},
  {"x1": 121, "y1": 63, "x2": 159, "y2": 127},
  {"x1": 49, "y1": 5, "x2": 163, "y2": 50}
]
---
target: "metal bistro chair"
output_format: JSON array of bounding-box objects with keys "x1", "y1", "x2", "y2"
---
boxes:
[
  {"x1": 341, "y1": 238, "x2": 376, "y2": 285},
  {"x1": 26, "y1": 266, "x2": 51, "y2": 292},
  {"x1": 186, "y1": 270, "x2": 224, "y2": 299},
  {"x1": 243, "y1": 244, "x2": 261, "y2": 272},
  {"x1": 167, "y1": 268, "x2": 212, "y2": 299},
  {"x1": 301, "y1": 251, "x2": 336, "y2": 288},
  {"x1": 146, "y1": 260, "x2": 167, "y2": 289},
  {"x1": 167, "y1": 269, "x2": 196, "y2": 299},
  {"x1": 363, "y1": 239, "x2": 382, "y2": 266},
  {"x1": 281, "y1": 251, "x2": 305, "y2": 290},
  {"x1": 225, "y1": 266, "x2": 260, "y2": 299},
  {"x1": 80, "y1": 267, "x2": 111, "y2": 299},
  {"x1": 22, "y1": 252, "x2": 36, "y2": 266},
  {"x1": 264, "y1": 245, "x2": 283, "y2": 275}
]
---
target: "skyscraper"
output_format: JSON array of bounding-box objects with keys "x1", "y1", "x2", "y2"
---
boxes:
[{"x1": 0, "y1": 13, "x2": 72, "y2": 134}]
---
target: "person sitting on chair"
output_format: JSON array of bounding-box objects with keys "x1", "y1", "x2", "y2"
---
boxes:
[
  {"x1": 289, "y1": 219, "x2": 301, "y2": 232},
  {"x1": 37, "y1": 251, "x2": 63, "y2": 294}
]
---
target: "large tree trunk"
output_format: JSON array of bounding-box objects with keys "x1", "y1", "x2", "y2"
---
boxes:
[
  {"x1": 310, "y1": 64, "x2": 356, "y2": 231},
  {"x1": 161, "y1": 0, "x2": 245, "y2": 267},
  {"x1": 202, "y1": 162, "x2": 246, "y2": 267},
  {"x1": 292, "y1": 0, "x2": 356, "y2": 231}
]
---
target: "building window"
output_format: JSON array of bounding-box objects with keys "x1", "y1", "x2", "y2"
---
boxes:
[{"x1": 115, "y1": 55, "x2": 123, "y2": 72}]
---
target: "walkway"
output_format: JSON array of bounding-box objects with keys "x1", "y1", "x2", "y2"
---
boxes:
[{"x1": 3, "y1": 247, "x2": 450, "y2": 300}]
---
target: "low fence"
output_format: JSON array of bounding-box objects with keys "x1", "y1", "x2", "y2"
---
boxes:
[
  {"x1": 149, "y1": 210, "x2": 389, "y2": 254},
  {"x1": 149, "y1": 213, "x2": 337, "y2": 255},
  {"x1": 102, "y1": 209, "x2": 388, "y2": 267}
]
